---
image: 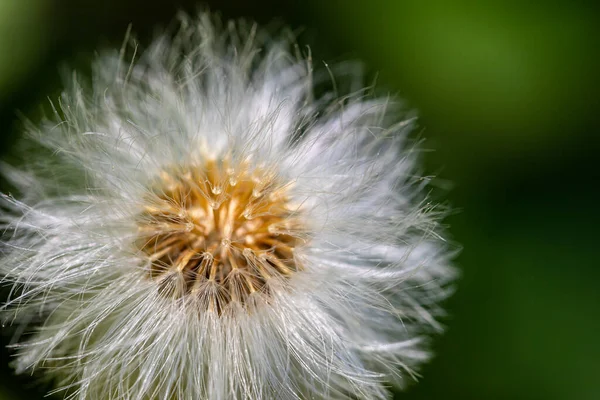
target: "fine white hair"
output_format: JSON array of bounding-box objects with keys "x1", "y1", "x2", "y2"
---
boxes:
[{"x1": 0, "y1": 12, "x2": 456, "y2": 400}]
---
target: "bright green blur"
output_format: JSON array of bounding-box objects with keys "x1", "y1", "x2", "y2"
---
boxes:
[
  {"x1": 0, "y1": 0, "x2": 46, "y2": 103},
  {"x1": 315, "y1": 2, "x2": 600, "y2": 399}
]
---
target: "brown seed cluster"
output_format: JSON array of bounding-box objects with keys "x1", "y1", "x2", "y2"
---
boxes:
[{"x1": 136, "y1": 159, "x2": 304, "y2": 311}]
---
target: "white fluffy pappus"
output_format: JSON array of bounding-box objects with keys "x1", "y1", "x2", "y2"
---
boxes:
[{"x1": 0, "y1": 13, "x2": 457, "y2": 400}]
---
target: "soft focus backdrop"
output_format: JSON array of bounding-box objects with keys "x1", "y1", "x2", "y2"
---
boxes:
[{"x1": 0, "y1": 1, "x2": 598, "y2": 399}]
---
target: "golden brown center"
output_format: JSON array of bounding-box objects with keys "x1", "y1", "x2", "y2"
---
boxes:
[{"x1": 136, "y1": 159, "x2": 304, "y2": 311}]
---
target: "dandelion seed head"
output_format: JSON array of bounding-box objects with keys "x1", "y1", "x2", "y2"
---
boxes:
[{"x1": 0, "y1": 12, "x2": 457, "y2": 400}]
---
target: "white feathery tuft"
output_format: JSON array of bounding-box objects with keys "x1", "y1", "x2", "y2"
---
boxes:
[{"x1": 0, "y1": 13, "x2": 457, "y2": 400}]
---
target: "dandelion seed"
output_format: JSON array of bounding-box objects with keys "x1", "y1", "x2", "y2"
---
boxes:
[{"x1": 0, "y1": 13, "x2": 456, "y2": 400}]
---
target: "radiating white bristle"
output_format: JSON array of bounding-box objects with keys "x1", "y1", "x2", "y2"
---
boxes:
[{"x1": 0, "y1": 12, "x2": 456, "y2": 400}]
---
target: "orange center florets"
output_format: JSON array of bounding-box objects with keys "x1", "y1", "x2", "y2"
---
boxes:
[{"x1": 137, "y1": 159, "x2": 304, "y2": 311}]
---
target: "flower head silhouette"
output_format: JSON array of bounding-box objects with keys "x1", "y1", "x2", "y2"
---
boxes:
[{"x1": 0, "y1": 13, "x2": 456, "y2": 400}]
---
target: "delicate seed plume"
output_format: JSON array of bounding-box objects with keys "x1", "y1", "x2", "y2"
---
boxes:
[
  {"x1": 0, "y1": 12, "x2": 456, "y2": 400},
  {"x1": 138, "y1": 159, "x2": 303, "y2": 310}
]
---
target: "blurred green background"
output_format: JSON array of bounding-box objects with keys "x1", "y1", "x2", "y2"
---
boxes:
[{"x1": 0, "y1": 0, "x2": 598, "y2": 399}]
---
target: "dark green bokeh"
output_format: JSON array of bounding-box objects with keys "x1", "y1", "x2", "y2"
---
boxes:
[{"x1": 0, "y1": 1, "x2": 598, "y2": 399}]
